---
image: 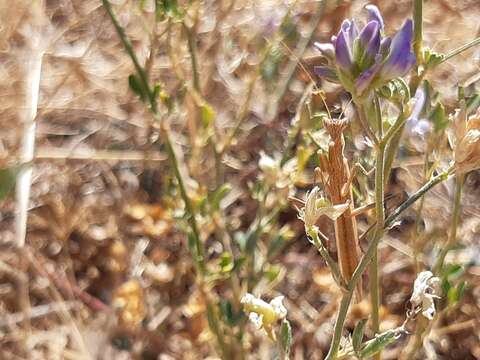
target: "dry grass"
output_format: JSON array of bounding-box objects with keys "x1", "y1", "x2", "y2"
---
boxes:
[{"x1": 1, "y1": 0, "x2": 480, "y2": 359}]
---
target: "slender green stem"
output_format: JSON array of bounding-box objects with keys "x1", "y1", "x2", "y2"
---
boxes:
[
  {"x1": 102, "y1": 0, "x2": 157, "y2": 112},
  {"x1": 382, "y1": 109, "x2": 407, "y2": 148},
  {"x1": 325, "y1": 168, "x2": 451, "y2": 360},
  {"x1": 103, "y1": 0, "x2": 206, "y2": 273},
  {"x1": 413, "y1": 0, "x2": 423, "y2": 65},
  {"x1": 369, "y1": 96, "x2": 385, "y2": 353},
  {"x1": 369, "y1": 142, "x2": 385, "y2": 339},
  {"x1": 308, "y1": 228, "x2": 346, "y2": 289},
  {"x1": 183, "y1": 22, "x2": 201, "y2": 92},
  {"x1": 433, "y1": 174, "x2": 464, "y2": 273},
  {"x1": 162, "y1": 124, "x2": 205, "y2": 272},
  {"x1": 438, "y1": 37, "x2": 480, "y2": 65},
  {"x1": 356, "y1": 103, "x2": 380, "y2": 147}
]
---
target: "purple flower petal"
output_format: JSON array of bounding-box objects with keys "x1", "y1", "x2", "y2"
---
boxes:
[
  {"x1": 358, "y1": 21, "x2": 381, "y2": 65},
  {"x1": 355, "y1": 55, "x2": 382, "y2": 94},
  {"x1": 365, "y1": 4, "x2": 384, "y2": 31},
  {"x1": 314, "y1": 66, "x2": 339, "y2": 83},
  {"x1": 380, "y1": 20, "x2": 416, "y2": 80},
  {"x1": 406, "y1": 89, "x2": 430, "y2": 138},
  {"x1": 335, "y1": 28, "x2": 354, "y2": 73},
  {"x1": 341, "y1": 19, "x2": 351, "y2": 32},
  {"x1": 409, "y1": 88, "x2": 426, "y2": 121},
  {"x1": 347, "y1": 19, "x2": 359, "y2": 46}
]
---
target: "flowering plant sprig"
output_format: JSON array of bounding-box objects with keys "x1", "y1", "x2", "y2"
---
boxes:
[{"x1": 314, "y1": 5, "x2": 416, "y2": 98}]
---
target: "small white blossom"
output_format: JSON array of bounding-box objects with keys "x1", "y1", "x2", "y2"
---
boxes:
[
  {"x1": 241, "y1": 293, "x2": 287, "y2": 339},
  {"x1": 298, "y1": 186, "x2": 349, "y2": 230},
  {"x1": 409, "y1": 271, "x2": 441, "y2": 320},
  {"x1": 258, "y1": 152, "x2": 296, "y2": 189}
]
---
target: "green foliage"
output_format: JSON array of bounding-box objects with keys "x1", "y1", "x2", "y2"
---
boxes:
[
  {"x1": 219, "y1": 300, "x2": 244, "y2": 327},
  {"x1": 428, "y1": 102, "x2": 448, "y2": 133},
  {"x1": 358, "y1": 327, "x2": 404, "y2": 359},
  {"x1": 0, "y1": 165, "x2": 23, "y2": 202},
  {"x1": 279, "y1": 319, "x2": 293, "y2": 358},
  {"x1": 261, "y1": 46, "x2": 284, "y2": 82},
  {"x1": 379, "y1": 78, "x2": 411, "y2": 104},
  {"x1": 441, "y1": 264, "x2": 467, "y2": 306},
  {"x1": 128, "y1": 73, "x2": 149, "y2": 102},
  {"x1": 155, "y1": 0, "x2": 182, "y2": 20},
  {"x1": 352, "y1": 319, "x2": 368, "y2": 355},
  {"x1": 423, "y1": 48, "x2": 446, "y2": 68}
]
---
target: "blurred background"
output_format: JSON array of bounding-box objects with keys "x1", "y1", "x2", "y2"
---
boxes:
[{"x1": 1, "y1": 0, "x2": 479, "y2": 359}]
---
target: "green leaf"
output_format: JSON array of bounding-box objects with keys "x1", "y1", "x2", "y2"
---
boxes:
[
  {"x1": 209, "y1": 183, "x2": 231, "y2": 212},
  {"x1": 187, "y1": 231, "x2": 200, "y2": 264},
  {"x1": 447, "y1": 280, "x2": 467, "y2": 305},
  {"x1": 128, "y1": 74, "x2": 148, "y2": 102},
  {"x1": 219, "y1": 300, "x2": 244, "y2": 326},
  {"x1": 280, "y1": 319, "x2": 293, "y2": 358},
  {"x1": 267, "y1": 234, "x2": 286, "y2": 259},
  {"x1": 155, "y1": 0, "x2": 180, "y2": 19},
  {"x1": 423, "y1": 48, "x2": 446, "y2": 68},
  {"x1": 263, "y1": 264, "x2": 282, "y2": 283},
  {"x1": 352, "y1": 319, "x2": 368, "y2": 354},
  {"x1": 466, "y1": 93, "x2": 480, "y2": 115},
  {"x1": 200, "y1": 102, "x2": 215, "y2": 128},
  {"x1": 219, "y1": 252, "x2": 234, "y2": 273},
  {"x1": 0, "y1": 165, "x2": 23, "y2": 201},
  {"x1": 456, "y1": 281, "x2": 466, "y2": 301},
  {"x1": 429, "y1": 102, "x2": 448, "y2": 133},
  {"x1": 206, "y1": 302, "x2": 221, "y2": 336},
  {"x1": 359, "y1": 327, "x2": 404, "y2": 358},
  {"x1": 379, "y1": 78, "x2": 410, "y2": 104}
]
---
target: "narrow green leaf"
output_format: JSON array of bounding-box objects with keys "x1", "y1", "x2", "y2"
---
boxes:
[
  {"x1": 359, "y1": 327, "x2": 404, "y2": 358},
  {"x1": 429, "y1": 102, "x2": 448, "y2": 133},
  {"x1": 200, "y1": 103, "x2": 215, "y2": 128},
  {"x1": 128, "y1": 74, "x2": 148, "y2": 101},
  {"x1": 209, "y1": 183, "x2": 231, "y2": 212},
  {"x1": 0, "y1": 165, "x2": 23, "y2": 201},
  {"x1": 219, "y1": 252, "x2": 234, "y2": 273},
  {"x1": 280, "y1": 319, "x2": 293, "y2": 358},
  {"x1": 352, "y1": 319, "x2": 368, "y2": 354}
]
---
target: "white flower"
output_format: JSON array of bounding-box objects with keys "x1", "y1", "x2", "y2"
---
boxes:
[
  {"x1": 241, "y1": 293, "x2": 287, "y2": 339},
  {"x1": 298, "y1": 186, "x2": 349, "y2": 230},
  {"x1": 409, "y1": 271, "x2": 441, "y2": 320},
  {"x1": 258, "y1": 152, "x2": 296, "y2": 189}
]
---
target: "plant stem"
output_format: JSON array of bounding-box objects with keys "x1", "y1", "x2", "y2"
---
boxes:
[
  {"x1": 183, "y1": 22, "x2": 201, "y2": 92},
  {"x1": 102, "y1": 0, "x2": 156, "y2": 111},
  {"x1": 308, "y1": 228, "x2": 346, "y2": 289},
  {"x1": 369, "y1": 142, "x2": 385, "y2": 340},
  {"x1": 103, "y1": 0, "x2": 206, "y2": 272},
  {"x1": 369, "y1": 97, "x2": 385, "y2": 356},
  {"x1": 324, "y1": 167, "x2": 452, "y2": 360},
  {"x1": 433, "y1": 174, "x2": 464, "y2": 273},
  {"x1": 385, "y1": 169, "x2": 451, "y2": 228},
  {"x1": 439, "y1": 36, "x2": 480, "y2": 65},
  {"x1": 413, "y1": 0, "x2": 423, "y2": 65}
]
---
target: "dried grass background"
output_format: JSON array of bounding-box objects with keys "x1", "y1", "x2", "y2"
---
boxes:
[{"x1": 1, "y1": 0, "x2": 480, "y2": 359}]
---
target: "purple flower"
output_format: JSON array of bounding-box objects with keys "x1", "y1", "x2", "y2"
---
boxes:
[
  {"x1": 366, "y1": 4, "x2": 384, "y2": 31},
  {"x1": 314, "y1": 4, "x2": 415, "y2": 96},
  {"x1": 379, "y1": 20, "x2": 416, "y2": 80},
  {"x1": 335, "y1": 20, "x2": 355, "y2": 73},
  {"x1": 406, "y1": 88, "x2": 431, "y2": 138},
  {"x1": 357, "y1": 20, "x2": 381, "y2": 66}
]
